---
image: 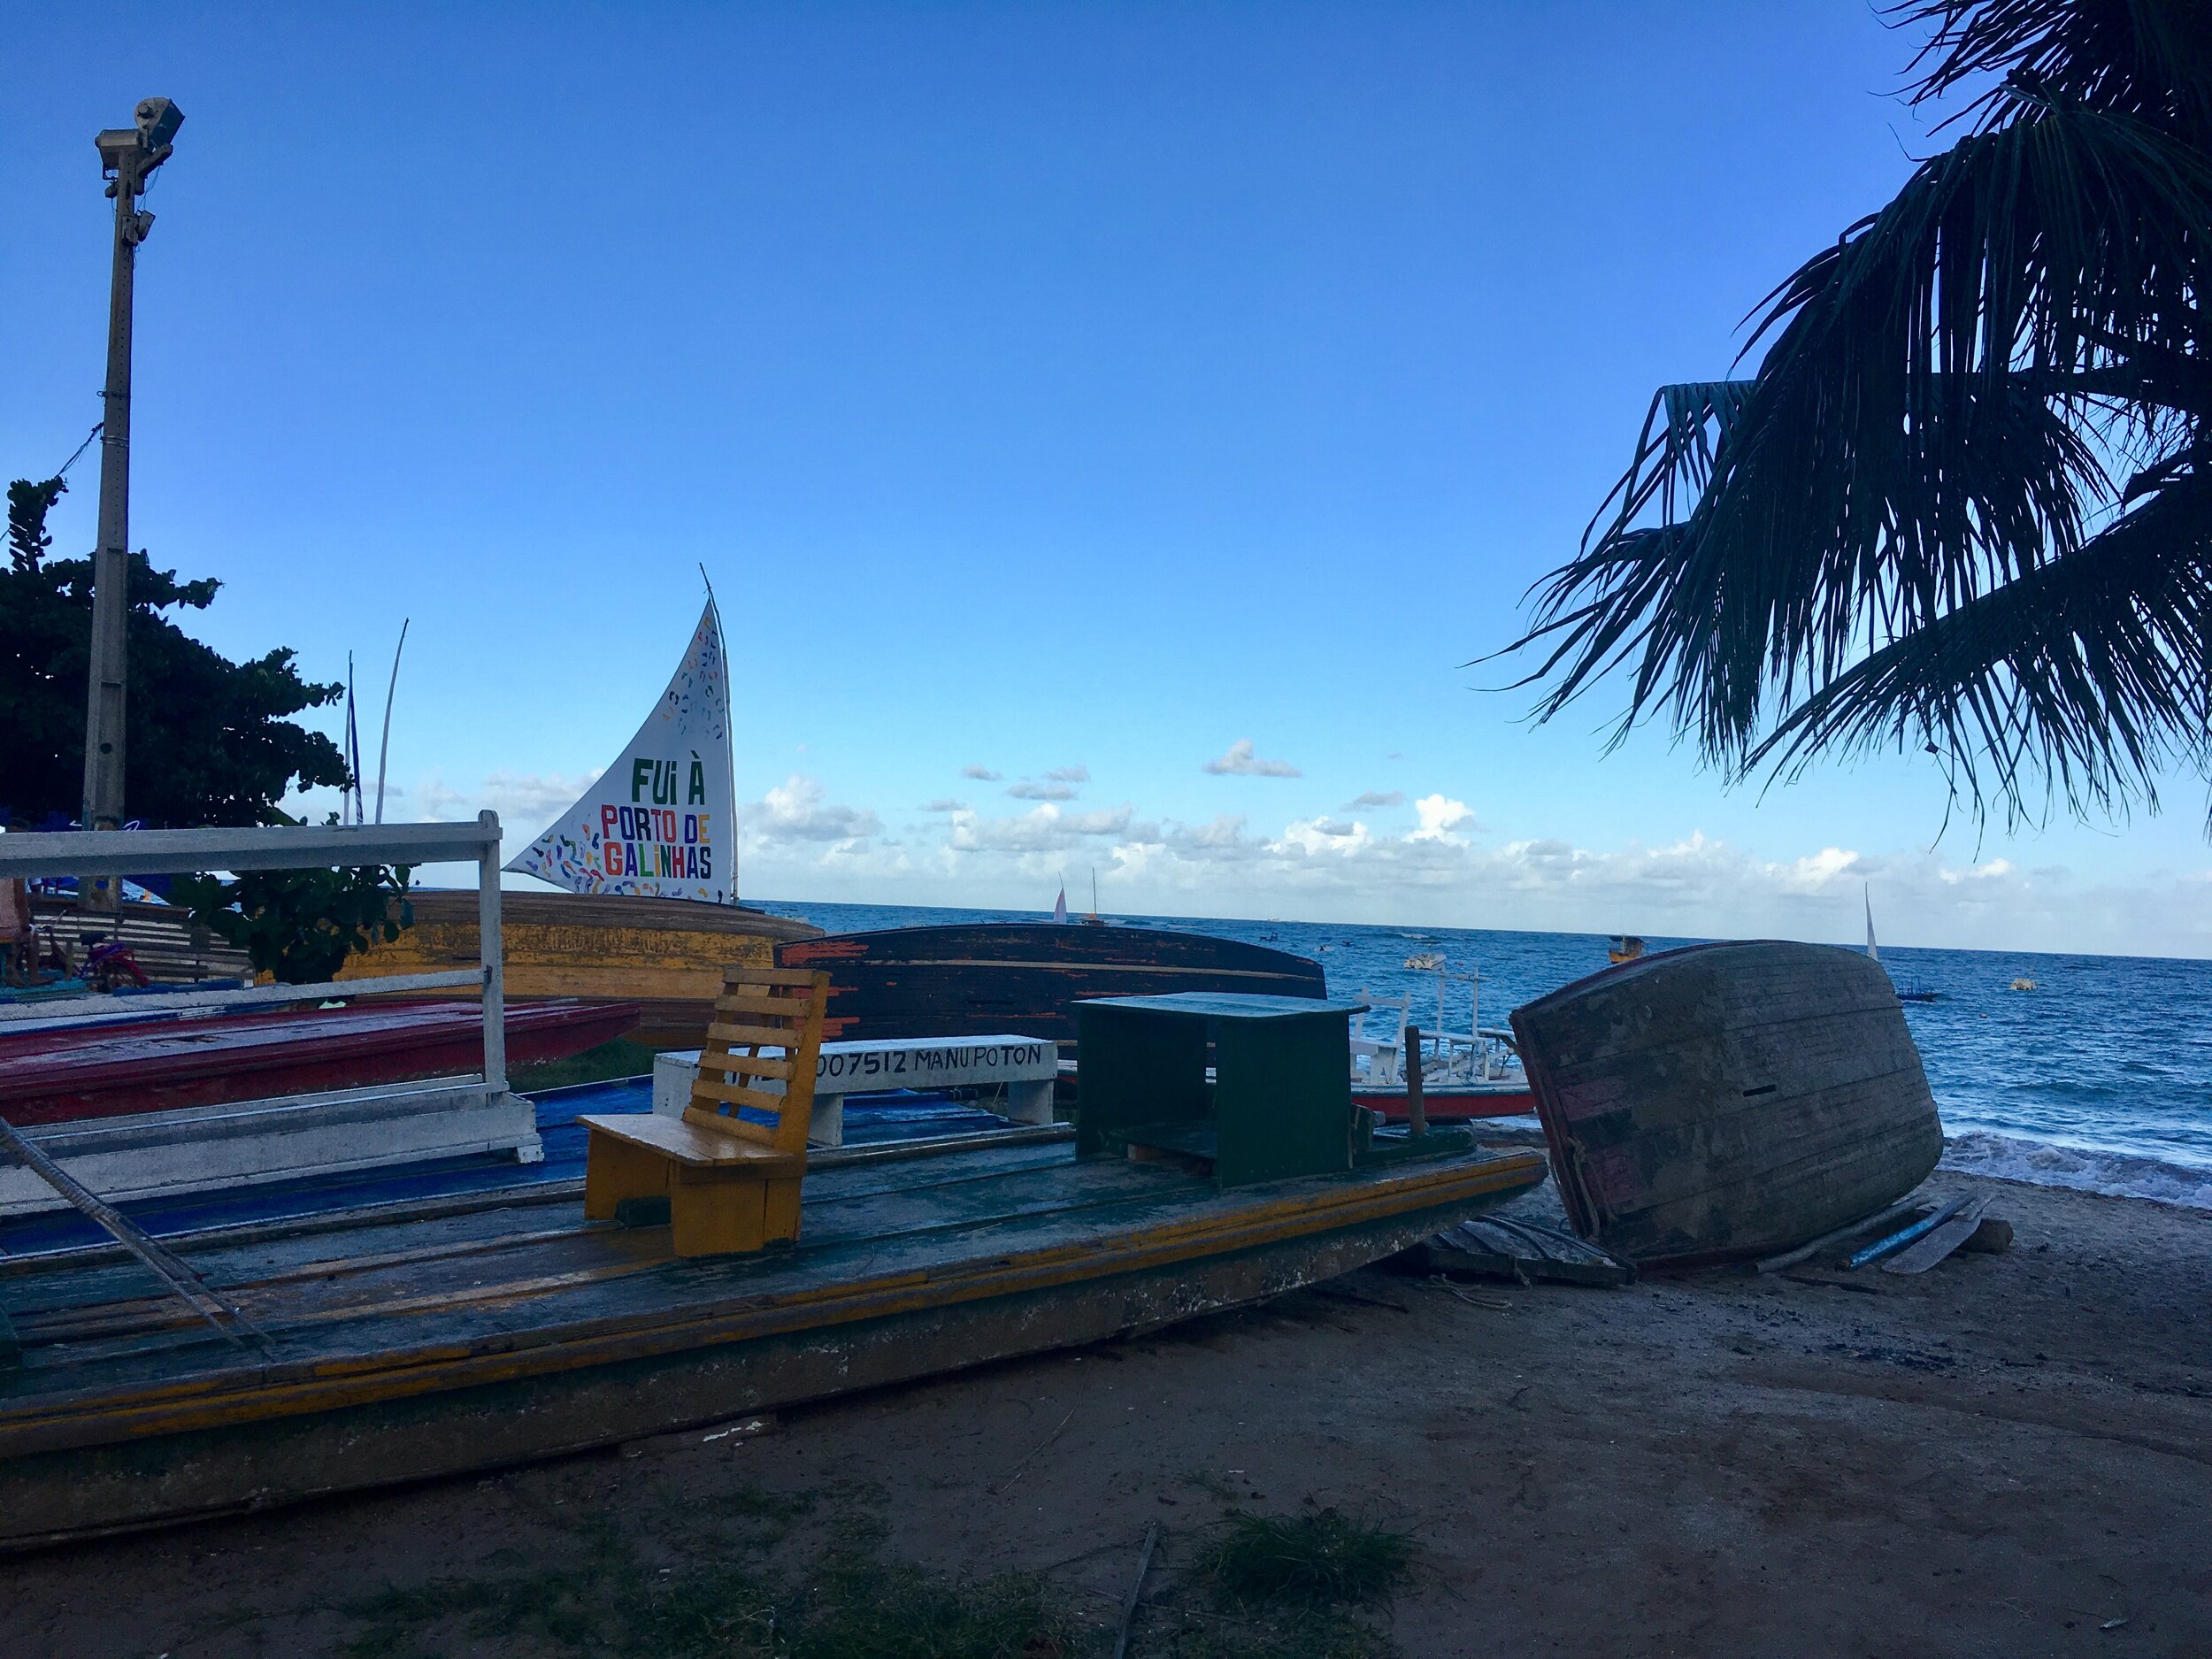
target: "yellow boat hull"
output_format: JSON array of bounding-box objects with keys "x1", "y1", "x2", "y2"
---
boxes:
[{"x1": 336, "y1": 889, "x2": 823, "y2": 1047}]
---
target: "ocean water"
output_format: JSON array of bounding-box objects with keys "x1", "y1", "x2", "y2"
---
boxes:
[{"x1": 761, "y1": 899, "x2": 2212, "y2": 1209}]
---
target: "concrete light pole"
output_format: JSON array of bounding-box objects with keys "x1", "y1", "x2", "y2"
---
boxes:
[{"x1": 80, "y1": 96, "x2": 182, "y2": 914}]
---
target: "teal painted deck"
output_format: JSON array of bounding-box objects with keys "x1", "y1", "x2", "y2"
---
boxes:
[{"x1": 0, "y1": 1133, "x2": 1547, "y2": 1548}]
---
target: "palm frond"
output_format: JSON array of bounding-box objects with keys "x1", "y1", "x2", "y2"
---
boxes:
[
  {"x1": 1749, "y1": 474, "x2": 2212, "y2": 826},
  {"x1": 1503, "y1": 78, "x2": 2212, "y2": 820},
  {"x1": 1895, "y1": 0, "x2": 2212, "y2": 143}
]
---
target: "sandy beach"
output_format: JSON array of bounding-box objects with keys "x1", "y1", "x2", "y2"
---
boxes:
[{"x1": 2, "y1": 1164, "x2": 2203, "y2": 1657}]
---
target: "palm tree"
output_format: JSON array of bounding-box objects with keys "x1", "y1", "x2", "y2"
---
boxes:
[{"x1": 1503, "y1": 0, "x2": 2212, "y2": 832}]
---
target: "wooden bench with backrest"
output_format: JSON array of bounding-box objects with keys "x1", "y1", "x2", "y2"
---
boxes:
[{"x1": 579, "y1": 965, "x2": 829, "y2": 1256}]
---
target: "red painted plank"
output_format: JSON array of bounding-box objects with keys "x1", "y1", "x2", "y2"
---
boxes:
[{"x1": 0, "y1": 1001, "x2": 640, "y2": 1127}]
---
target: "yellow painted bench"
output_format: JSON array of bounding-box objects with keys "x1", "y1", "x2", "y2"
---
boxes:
[{"x1": 579, "y1": 965, "x2": 829, "y2": 1256}]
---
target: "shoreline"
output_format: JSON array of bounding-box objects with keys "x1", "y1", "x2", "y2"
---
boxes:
[
  {"x1": 1481, "y1": 1113, "x2": 2212, "y2": 1214},
  {"x1": 1941, "y1": 1129, "x2": 2212, "y2": 1212}
]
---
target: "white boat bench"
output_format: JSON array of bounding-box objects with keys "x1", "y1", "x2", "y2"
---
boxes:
[{"x1": 653, "y1": 1033, "x2": 1059, "y2": 1147}]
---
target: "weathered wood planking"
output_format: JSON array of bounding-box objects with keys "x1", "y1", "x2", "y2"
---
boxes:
[
  {"x1": 1510, "y1": 941, "x2": 1941, "y2": 1267},
  {"x1": 27, "y1": 898, "x2": 250, "y2": 984},
  {"x1": 0, "y1": 1138, "x2": 1545, "y2": 1548},
  {"x1": 337, "y1": 890, "x2": 823, "y2": 1046},
  {"x1": 777, "y1": 923, "x2": 1326, "y2": 1044}
]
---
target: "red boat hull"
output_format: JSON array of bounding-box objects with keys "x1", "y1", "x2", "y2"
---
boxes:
[
  {"x1": 1352, "y1": 1085, "x2": 1535, "y2": 1122},
  {"x1": 0, "y1": 1000, "x2": 641, "y2": 1129}
]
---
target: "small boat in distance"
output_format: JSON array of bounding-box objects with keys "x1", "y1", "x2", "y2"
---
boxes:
[
  {"x1": 1608, "y1": 934, "x2": 1646, "y2": 964},
  {"x1": 1865, "y1": 886, "x2": 1939, "y2": 1002}
]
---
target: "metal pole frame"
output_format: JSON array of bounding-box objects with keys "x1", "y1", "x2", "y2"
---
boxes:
[
  {"x1": 1, "y1": 815, "x2": 508, "y2": 1094},
  {"x1": 475, "y1": 810, "x2": 506, "y2": 1093}
]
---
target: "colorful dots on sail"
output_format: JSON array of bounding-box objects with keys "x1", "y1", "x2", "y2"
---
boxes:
[{"x1": 500, "y1": 596, "x2": 737, "y2": 905}]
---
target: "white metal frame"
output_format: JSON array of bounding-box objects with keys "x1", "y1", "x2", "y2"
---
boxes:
[
  {"x1": 1348, "y1": 966, "x2": 1522, "y2": 1089},
  {"x1": 0, "y1": 814, "x2": 507, "y2": 1087}
]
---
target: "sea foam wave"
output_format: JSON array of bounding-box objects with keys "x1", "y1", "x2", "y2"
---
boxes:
[{"x1": 1940, "y1": 1131, "x2": 2212, "y2": 1211}]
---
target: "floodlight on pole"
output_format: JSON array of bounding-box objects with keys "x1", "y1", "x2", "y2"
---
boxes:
[{"x1": 79, "y1": 96, "x2": 182, "y2": 913}]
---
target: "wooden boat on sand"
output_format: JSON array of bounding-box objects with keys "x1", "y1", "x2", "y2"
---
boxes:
[
  {"x1": 337, "y1": 889, "x2": 818, "y2": 1046},
  {"x1": 1510, "y1": 940, "x2": 1942, "y2": 1268},
  {"x1": 0, "y1": 968, "x2": 1546, "y2": 1549},
  {"x1": 776, "y1": 921, "x2": 1325, "y2": 1044},
  {"x1": 0, "y1": 1129, "x2": 1543, "y2": 1549}
]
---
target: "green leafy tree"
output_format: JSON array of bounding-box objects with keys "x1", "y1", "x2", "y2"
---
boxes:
[
  {"x1": 1502, "y1": 0, "x2": 2212, "y2": 832},
  {"x1": 6, "y1": 475, "x2": 412, "y2": 981},
  {"x1": 0, "y1": 475, "x2": 350, "y2": 829},
  {"x1": 173, "y1": 855, "x2": 415, "y2": 986}
]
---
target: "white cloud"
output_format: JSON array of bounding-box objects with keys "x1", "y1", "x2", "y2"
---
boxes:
[
  {"x1": 1045, "y1": 764, "x2": 1091, "y2": 783},
  {"x1": 947, "y1": 802, "x2": 1143, "y2": 856},
  {"x1": 921, "y1": 797, "x2": 968, "y2": 813},
  {"x1": 1410, "y1": 794, "x2": 1476, "y2": 841},
  {"x1": 1344, "y1": 790, "x2": 1405, "y2": 810},
  {"x1": 718, "y1": 779, "x2": 2212, "y2": 958},
  {"x1": 1273, "y1": 817, "x2": 1375, "y2": 855},
  {"x1": 1202, "y1": 738, "x2": 1302, "y2": 778},
  {"x1": 746, "y1": 774, "x2": 882, "y2": 844},
  {"x1": 401, "y1": 771, "x2": 597, "y2": 834},
  {"x1": 1164, "y1": 813, "x2": 1255, "y2": 858},
  {"x1": 961, "y1": 764, "x2": 1002, "y2": 781},
  {"x1": 1007, "y1": 780, "x2": 1077, "y2": 802}
]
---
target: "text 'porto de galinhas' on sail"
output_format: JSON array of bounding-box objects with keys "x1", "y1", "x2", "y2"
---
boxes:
[{"x1": 504, "y1": 599, "x2": 738, "y2": 903}]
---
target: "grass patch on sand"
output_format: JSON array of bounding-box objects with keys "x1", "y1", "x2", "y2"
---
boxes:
[
  {"x1": 1140, "y1": 1507, "x2": 1415, "y2": 1659},
  {"x1": 1194, "y1": 1508, "x2": 1413, "y2": 1608},
  {"x1": 338, "y1": 1499, "x2": 1094, "y2": 1659}
]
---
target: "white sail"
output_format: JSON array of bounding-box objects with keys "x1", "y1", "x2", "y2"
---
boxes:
[
  {"x1": 1864, "y1": 884, "x2": 1878, "y2": 962},
  {"x1": 504, "y1": 598, "x2": 738, "y2": 903}
]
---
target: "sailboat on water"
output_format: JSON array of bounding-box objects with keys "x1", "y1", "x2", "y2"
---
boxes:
[
  {"x1": 339, "y1": 597, "x2": 820, "y2": 1043},
  {"x1": 1865, "y1": 885, "x2": 1939, "y2": 1002}
]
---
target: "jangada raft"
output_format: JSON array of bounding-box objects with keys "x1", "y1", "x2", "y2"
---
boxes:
[
  {"x1": 0, "y1": 975, "x2": 1545, "y2": 1549},
  {"x1": 1509, "y1": 940, "x2": 1942, "y2": 1268},
  {"x1": 338, "y1": 598, "x2": 820, "y2": 1045}
]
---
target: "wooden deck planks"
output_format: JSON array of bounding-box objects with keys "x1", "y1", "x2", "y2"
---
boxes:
[
  {"x1": 0, "y1": 1145, "x2": 1208, "y2": 1367},
  {"x1": 21, "y1": 1152, "x2": 1212, "y2": 1374},
  {"x1": 0, "y1": 1147, "x2": 1546, "y2": 1443}
]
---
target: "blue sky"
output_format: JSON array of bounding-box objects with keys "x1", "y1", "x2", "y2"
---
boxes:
[{"x1": 6, "y1": 2, "x2": 2208, "y2": 956}]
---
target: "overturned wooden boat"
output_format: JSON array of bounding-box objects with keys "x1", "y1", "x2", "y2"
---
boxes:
[
  {"x1": 1510, "y1": 940, "x2": 1942, "y2": 1268},
  {"x1": 0, "y1": 999, "x2": 639, "y2": 1129},
  {"x1": 337, "y1": 889, "x2": 818, "y2": 1046},
  {"x1": 776, "y1": 921, "x2": 1325, "y2": 1044},
  {"x1": 0, "y1": 1128, "x2": 1542, "y2": 1548}
]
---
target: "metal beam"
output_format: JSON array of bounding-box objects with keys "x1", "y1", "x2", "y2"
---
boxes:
[
  {"x1": 0, "y1": 969, "x2": 484, "y2": 1025},
  {"x1": 0, "y1": 819, "x2": 498, "y2": 879}
]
